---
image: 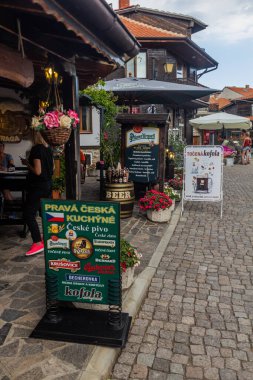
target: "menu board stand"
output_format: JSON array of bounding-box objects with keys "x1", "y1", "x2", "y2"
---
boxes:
[
  {"x1": 30, "y1": 199, "x2": 131, "y2": 348},
  {"x1": 117, "y1": 113, "x2": 168, "y2": 192}
]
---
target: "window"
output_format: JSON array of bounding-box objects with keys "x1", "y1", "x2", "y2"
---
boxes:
[
  {"x1": 80, "y1": 106, "x2": 92, "y2": 133},
  {"x1": 189, "y1": 67, "x2": 197, "y2": 82},
  {"x1": 176, "y1": 64, "x2": 184, "y2": 79},
  {"x1": 126, "y1": 52, "x2": 147, "y2": 78},
  {"x1": 251, "y1": 104, "x2": 253, "y2": 116}
]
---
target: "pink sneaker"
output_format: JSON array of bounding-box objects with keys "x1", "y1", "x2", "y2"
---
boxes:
[{"x1": 26, "y1": 241, "x2": 44, "y2": 256}]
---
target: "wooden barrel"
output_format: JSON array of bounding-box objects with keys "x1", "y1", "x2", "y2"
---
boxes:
[{"x1": 104, "y1": 182, "x2": 135, "y2": 219}]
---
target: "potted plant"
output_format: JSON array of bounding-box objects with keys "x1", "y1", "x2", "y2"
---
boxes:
[
  {"x1": 120, "y1": 238, "x2": 142, "y2": 289},
  {"x1": 52, "y1": 177, "x2": 65, "y2": 199},
  {"x1": 31, "y1": 109, "x2": 79, "y2": 146},
  {"x1": 139, "y1": 189, "x2": 173, "y2": 222},
  {"x1": 163, "y1": 185, "x2": 178, "y2": 210},
  {"x1": 167, "y1": 176, "x2": 183, "y2": 202}
]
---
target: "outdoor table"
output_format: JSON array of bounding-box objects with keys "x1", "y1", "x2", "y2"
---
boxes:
[{"x1": 0, "y1": 169, "x2": 28, "y2": 237}]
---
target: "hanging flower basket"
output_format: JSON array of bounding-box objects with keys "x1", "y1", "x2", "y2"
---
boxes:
[
  {"x1": 41, "y1": 128, "x2": 71, "y2": 146},
  {"x1": 31, "y1": 109, "x2": 79, "y2": 147}
]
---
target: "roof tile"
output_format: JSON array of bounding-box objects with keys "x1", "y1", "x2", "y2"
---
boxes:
[
  {"x1": 119, "y1": 15, "x2": 185, "y2": 38},
  {"x1": 209, "y1": 97, "x2": 231, "y2": 110}
]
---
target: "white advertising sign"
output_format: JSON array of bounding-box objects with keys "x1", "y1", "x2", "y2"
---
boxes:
[
  {"x1": 126, "y1": 127, "x2": 159, "y2": 147},
  {"x1": 183, "y1": 146, "x2": 223, "y2": 202}
]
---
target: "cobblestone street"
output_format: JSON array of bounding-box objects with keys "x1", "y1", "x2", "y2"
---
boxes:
[{"x1": 112, "y1": 165, "x2": 253, "y2": 380}]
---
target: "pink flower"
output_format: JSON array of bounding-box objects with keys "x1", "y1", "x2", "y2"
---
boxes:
[
  {"x1": 44, "y1": 111, "x2": 59, "y2": 129},
  {"x1": 67, "y1": 109, "x2": 79, "y2": 126}
]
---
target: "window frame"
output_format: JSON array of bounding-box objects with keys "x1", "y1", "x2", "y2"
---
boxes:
[
  {"x1": 126, "y1": 51, "x2": 147, "y2": 78},
  {"x1": 79, "y1": 106, "x2": 93, "y2": 134}
]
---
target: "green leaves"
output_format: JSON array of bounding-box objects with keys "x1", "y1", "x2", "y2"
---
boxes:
[{"x1": 81, "y1": 80, "x2": 121, "y2": 167}]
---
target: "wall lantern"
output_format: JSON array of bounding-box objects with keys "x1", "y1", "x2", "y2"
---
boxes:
[{"x1": 163, "y1": 63, "x2": 174, "y2": 74}]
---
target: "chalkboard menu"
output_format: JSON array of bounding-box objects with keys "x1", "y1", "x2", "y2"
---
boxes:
[{"x1": 125, "y1": 125, "x2": 159, "y2": 183}]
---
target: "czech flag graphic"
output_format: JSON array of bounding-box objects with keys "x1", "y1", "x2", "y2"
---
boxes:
[{"x1": 46, "y1": 212, "x2": 64, "y2": 222}]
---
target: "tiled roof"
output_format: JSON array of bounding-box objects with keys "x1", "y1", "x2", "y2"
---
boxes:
[
  {"x1": 238, "y1": 93, "x2": 253, "y2": 101},
  {"x1": 119, "y1": 15, "x2": 185, "y2": 38},
  {"x1": 116, "y1": 6, "x2": 207, "y2": 29},
  {"x1": 209, "y1": 97, "x2": 231, "y2": 111},
  {"x1": 227, "y1": 86, "x2": 253, "y2": 97}
]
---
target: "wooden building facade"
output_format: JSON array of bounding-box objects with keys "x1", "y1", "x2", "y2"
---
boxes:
[
  {"x1": 106, "y1": 1, "x2": 218, "y2": 144},
  {"x1": 0, "y1": 0, "x2": 139, "y2": 199}
]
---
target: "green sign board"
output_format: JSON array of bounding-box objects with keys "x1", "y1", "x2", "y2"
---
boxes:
[{"x1": 41, "y1": 199, "x2": 120, "y2": 305}]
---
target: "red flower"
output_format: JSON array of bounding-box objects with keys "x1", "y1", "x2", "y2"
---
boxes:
[{"x1": 120, "y1": 262, "x2": 127, "y2": 272}]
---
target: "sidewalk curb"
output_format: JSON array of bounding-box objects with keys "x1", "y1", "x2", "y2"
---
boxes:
[{"x1": 79, "y1": 205, "x2": 182, "y2": 380}]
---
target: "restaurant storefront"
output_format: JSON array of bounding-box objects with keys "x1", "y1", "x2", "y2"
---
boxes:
[{"x1": 0, "y1": 0, "x2": 139, "y2": 227}]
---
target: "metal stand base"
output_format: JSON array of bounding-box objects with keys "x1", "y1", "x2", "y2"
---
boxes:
[{"x1": 30, "y1": 307, "x2": 132, "y2": 348}]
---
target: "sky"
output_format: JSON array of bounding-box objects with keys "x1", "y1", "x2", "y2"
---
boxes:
[{"x1": 106, "y1": 0, "x2": 253, "y2": 91}]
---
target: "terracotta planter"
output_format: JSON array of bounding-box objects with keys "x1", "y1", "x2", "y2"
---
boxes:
[
  {"x1": 122, "y1": 267, "x2": 135, "y2": 289},
  {"x1": 147, "y1": 207, "x2": 172, "y2": 223},
  {"x1": 52, "y1": 190, "x2": 62, "y2": 199}
]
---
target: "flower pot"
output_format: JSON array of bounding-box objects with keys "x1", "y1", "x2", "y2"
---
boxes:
[
  {"x1": 170, "y1": 199, "x2": 175, "y2": 211},
  {"x1": 52, "y1": 190, "x2": 61, "y2": 199},
  {"x1": 147, "y1": 207, "x2": 172, "y2": 223},
  {"x1": 122, "y1": 267, "x2": 135, "y2": 289}
]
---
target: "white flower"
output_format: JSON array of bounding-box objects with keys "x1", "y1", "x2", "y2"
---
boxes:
[
  {"x1": 59, "y1": 115, "x2": 72, "y2": 128},
  {"x1": 31, "y1": 116, "x2": 41, "y2": 128}
]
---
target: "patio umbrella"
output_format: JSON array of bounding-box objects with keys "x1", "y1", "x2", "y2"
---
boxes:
[
  {"x1": 103, "y1": 78, "x2": 217, "y2": 106},
  {"x1": 189, "y1": 112, "x2": 252, "y2": 130}
]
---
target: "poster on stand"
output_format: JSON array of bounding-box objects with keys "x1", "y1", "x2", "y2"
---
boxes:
[
  {"x1": 183, "y1": 146, "x2": 223, "y2": 202},
  {"x1": 125, "y1": 125, "x2": 159, "y2": 183},
  {"x1": 41, "y1": 199, "x2": 120, "y2": 305}
]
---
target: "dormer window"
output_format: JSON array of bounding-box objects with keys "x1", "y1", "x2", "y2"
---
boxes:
[{"x1": 126, "y1": 52, "x2": 147, "y2": 78}]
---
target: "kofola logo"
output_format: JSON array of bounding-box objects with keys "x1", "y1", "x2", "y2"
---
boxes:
[
  {"x1": 49, "y1": 259, "x2": 80, "y2": 272},
  {"x1": 84, "y1": 262, "x2": 116, "y2": 274},
  {"x1": 64, "y1": 286, "x2": 103, "y2": 301}
]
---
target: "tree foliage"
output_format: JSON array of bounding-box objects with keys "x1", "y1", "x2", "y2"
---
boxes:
[{"x1": 80, "y1": 80, "x2": 121, "y2": 167}]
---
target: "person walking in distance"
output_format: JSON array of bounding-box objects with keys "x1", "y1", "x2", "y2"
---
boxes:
[
  {"x1": 242, "y1": 131, "x2": 251, "y2": 165},
  {"x1": 20, "y1": 131, "x2": 53, "y2": 256}
]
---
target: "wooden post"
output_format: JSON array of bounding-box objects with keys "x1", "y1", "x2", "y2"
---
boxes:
[
  {"x1": 62, "y1": 73, "x2": 80, "y2": 200},
  {"x1": 184, "y1": 109, "x2": 193, "y2": 145}
]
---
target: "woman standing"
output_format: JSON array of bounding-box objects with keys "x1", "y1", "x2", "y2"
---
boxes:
[
  {"x1": 21, "y1": 132, "x2": 53, "y2": 256},
  {"x1": 242, "y1": 132, "x2": 252, "y2": 165}
]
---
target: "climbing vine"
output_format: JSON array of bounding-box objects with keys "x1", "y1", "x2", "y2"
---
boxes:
[{"x1": 80, "y1": 80, "x2": 122, "y2": 168}]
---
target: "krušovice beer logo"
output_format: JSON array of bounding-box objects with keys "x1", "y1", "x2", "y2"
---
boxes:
[{"x1": 71, "y1": 237, "x2": 93, "y2": 259}]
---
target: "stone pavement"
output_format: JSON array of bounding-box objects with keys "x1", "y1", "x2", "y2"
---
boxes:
[
  {"x1": 0, "y1": 176, "x2": 168, "y2": 379},
  {"x1": 111, "y1": 165, "x2": 253, "y2": 380}
]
